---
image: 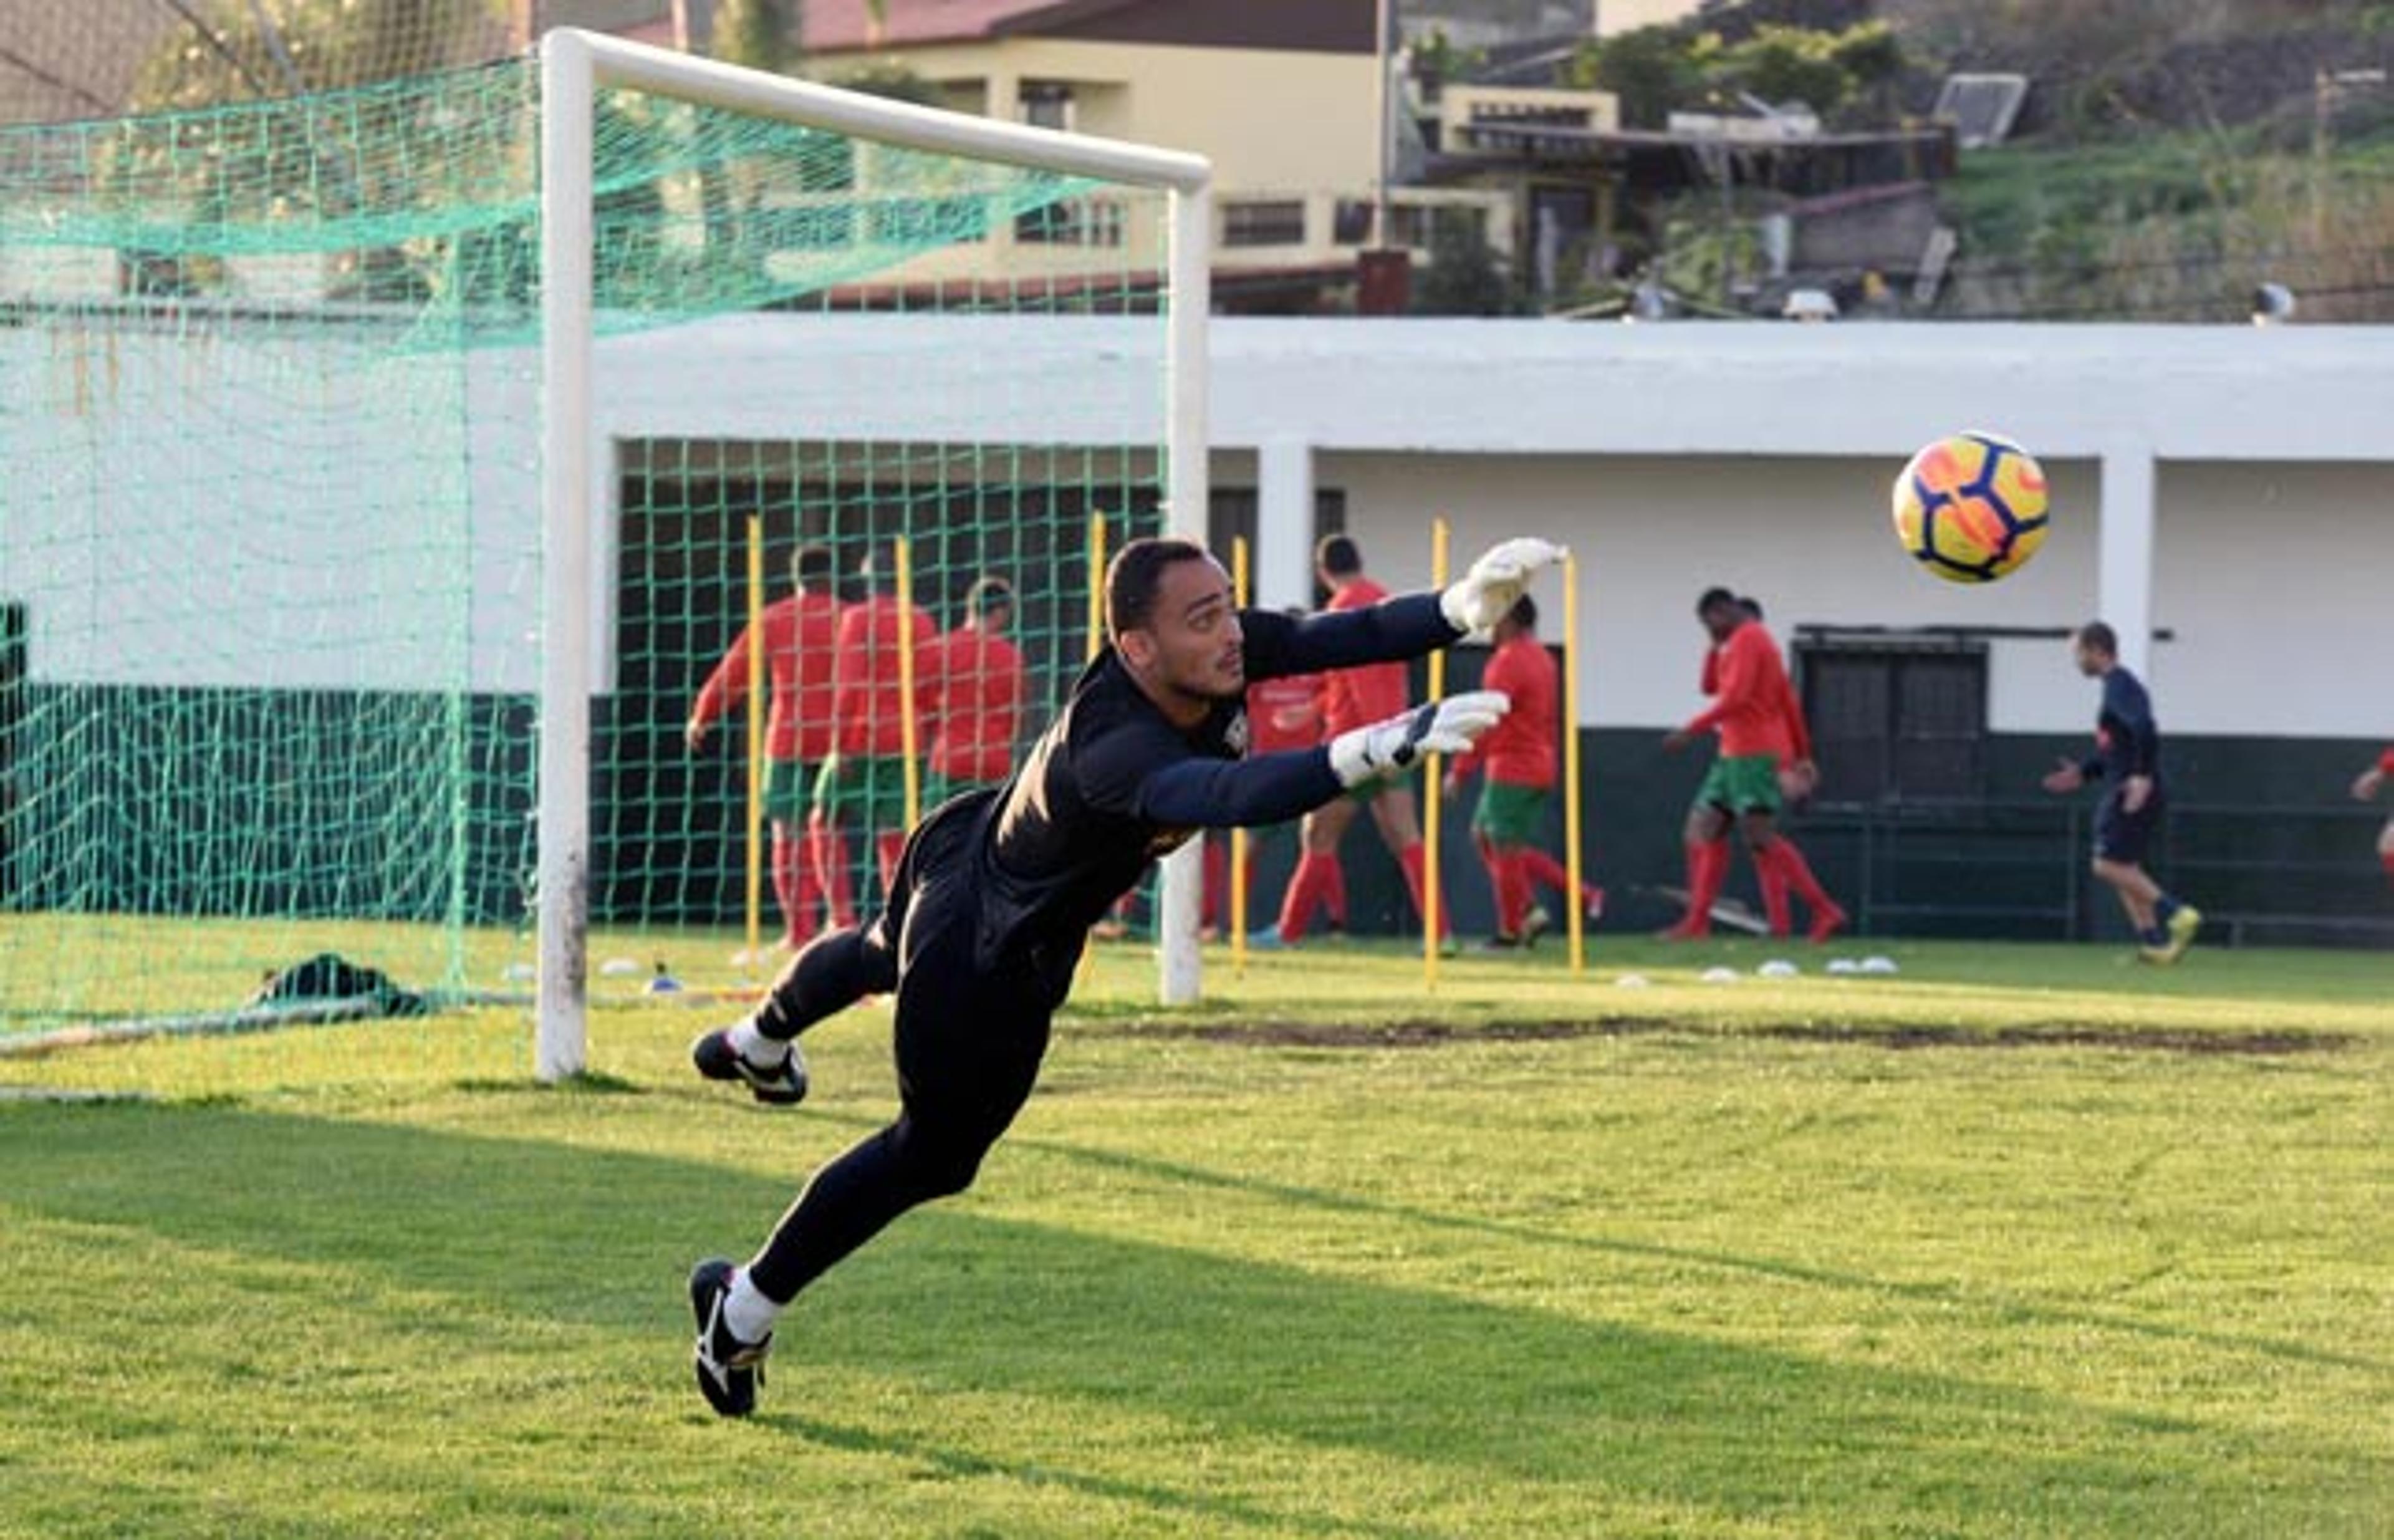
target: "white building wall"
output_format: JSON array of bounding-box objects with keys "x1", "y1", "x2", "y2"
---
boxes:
[
  {"x1": 1309, "y1": 451, "x2": 2103, "y2": 733},
  {"x1": 2152, "y1": 462, "x2": 2394, "y2": 738},
  {"x1": 4, "y1": 315, "x2": 2389, "y2": 741}
]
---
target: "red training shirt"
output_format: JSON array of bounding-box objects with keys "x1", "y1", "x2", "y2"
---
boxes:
[
  {"x1": 1453, "y1": 633, "x2": 1557, "y2": 789},
  {"x1": 689, "y1": 590, "x2": 842, "y2": 763},
  {"x1": 832, "y1": 594, "x2": 938, "y2": 758},
  {"x1": 1317, "y1": 577, "x2": 1409, "y2": 735},
  {"x1": 921, "y1": 624, "x2": 1027, "y2": 783},
  {"x1": 1685, "y1": 619, "x2": 1796, "y2": 761},
  {"x1": 1246, "y1": 671, "x2": 1324, "y2": 756}
]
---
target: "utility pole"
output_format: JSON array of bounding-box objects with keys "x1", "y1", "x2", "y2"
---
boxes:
[{"x1": 1373, "y1": 0, "x2": 1393, "y2": 248}]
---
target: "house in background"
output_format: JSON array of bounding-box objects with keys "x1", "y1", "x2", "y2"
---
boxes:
[{"x1": 785, "y1": 0, "x2": 1519, "y2": 310}]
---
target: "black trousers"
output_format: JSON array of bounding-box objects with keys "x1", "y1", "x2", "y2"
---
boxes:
[{"x1": 744, "y1": 797, "x2": 1067, "y2": 1304}]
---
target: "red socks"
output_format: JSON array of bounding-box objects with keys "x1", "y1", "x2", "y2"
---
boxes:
[
  {"x1": 1759, "y1": 837, "x2": 1847, "y2": 941},
  {"x1": 770, "y1": 825, "x2": 817, "y2": 947},
  {"x1": 1201, "y1": 837, "x2": 1228, "y2": 931},
  {"x1": 1396, "y1": 842, "x2": 1451, "y2": 939},
  {"x1": 1324, "y1": 861, "x2": 1348, "y2": 930},
  {"x1": 808, "y1": 814, "x2": 857, "y2": 930},
  {"x1": 1668, "y1": 839, "x2": 1730, "y2": 936},
  {"x1": 1277, "y1": 851, "x2": 1338, "y2": 941},
  {"x1": 1756, "y1": 842, "x2": 1794, "y2": 937},
  {"x1": 2382, "y1": 849, "x2": 2394, "y2": 885},
  {"x1": 1518, "y1": 849, "x2": 1598, "y2": 915}
]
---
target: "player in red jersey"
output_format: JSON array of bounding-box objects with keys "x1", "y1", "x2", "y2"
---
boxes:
[
  {"x1": 2352, "y1": 747, "x2": 2394, "y2": 887},
  {"x1": 1262, "y1": 536, "x2": 1451, "y2": 946},
  {"x1": 1663, "y1": 587, "x2": 1847, "y2": 942},
  {"x1": 1233, "y1": 641, "x2": 1341, "y2": 936},
  {"x1": 819, "y1": 544, "x2": 937, "y2": 902},
  {"x1": 1737, "y1": 597, "x2": 1844, "y2": 941},
  {"x1": 920, "y1": 577, "x2": 1027, "y2": 809},
  {"x1": 1443, "y1": 595, "x2": 1602, "y2": 946},
  {"x1": 686, "y1": 544, "x2": 847, "y2": 949}
]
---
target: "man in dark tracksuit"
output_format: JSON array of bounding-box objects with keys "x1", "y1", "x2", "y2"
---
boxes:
[
  {"x1": 684, "y1": 533, "x2": 1562, "y2": 1417},
  {"x1": 2040, "y1": 620, "x2": 2202, "y2": 963}
]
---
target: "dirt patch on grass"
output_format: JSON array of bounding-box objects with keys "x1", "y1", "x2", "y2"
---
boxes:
[{"x1": 1121, "y1": 1018, "x2": 2355, "y2": 1057}]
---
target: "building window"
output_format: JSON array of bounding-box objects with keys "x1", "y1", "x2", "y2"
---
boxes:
[
  {"x1": 1390, "y1": 203, "x2": 1484, "y2": 251},
  {"x1": 1222, "y1": 200, "x2": 1307, "y2": 248},
  {"x1": 1019, "y1": 82, "x2": 1074, "y2": 131},
  {"x1": 1016, "y1": 196, "x2": 1126, "y2": 247},
  {"x1": 1796, "y1": 637, "x2": 1988, "y2": 804}
]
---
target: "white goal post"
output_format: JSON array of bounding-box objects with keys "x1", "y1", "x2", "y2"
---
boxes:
[{"x1": 535, "y1": 29, "x2": 1215, "y2": 1079}]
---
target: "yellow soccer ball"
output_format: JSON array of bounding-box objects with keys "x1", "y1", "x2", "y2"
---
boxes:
[{"x1": 1892, "y1": 431, "x2": 2050, "y2": 584}]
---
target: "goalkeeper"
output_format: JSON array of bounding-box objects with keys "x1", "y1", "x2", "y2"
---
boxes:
[{"x1": 684, "y1": 532, "x2": 1562, "y2": 1417}]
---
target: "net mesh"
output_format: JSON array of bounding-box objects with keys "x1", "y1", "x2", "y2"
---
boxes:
[{"x1": 0, "y1": 47, "x2": 1173, "y2": 1052}]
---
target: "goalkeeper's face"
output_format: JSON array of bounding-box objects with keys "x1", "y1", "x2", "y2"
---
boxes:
[{"x1": 1136, "y1": 556, "x2": 1247, "y2": 705}]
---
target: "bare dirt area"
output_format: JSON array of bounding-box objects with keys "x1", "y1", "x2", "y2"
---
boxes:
[{"x1": 1105, "y1": 1018, "x2": 2357, "y2": 1057}]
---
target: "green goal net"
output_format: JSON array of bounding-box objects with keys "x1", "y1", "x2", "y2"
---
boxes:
[{"x1": 0, "y1": 39, "x2": 1198, "y2": 1071}]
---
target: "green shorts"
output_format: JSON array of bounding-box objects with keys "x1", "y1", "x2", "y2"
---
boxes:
[
  {"x1": 923, "y1": 770, "x2": 1000, "y2": 812},
  {"x1": 812, "y1": 753, "x2": 915, "y2": 832},
  {"x1": 762, "y1": 758, "x2": 817, "y2": 826},
  {"x1": 1697, "y1": 753, "x2": 1783, "y2": 816},
  {"x1": 1470, "y1": 781, "x2": 1549, "y2": 846}
]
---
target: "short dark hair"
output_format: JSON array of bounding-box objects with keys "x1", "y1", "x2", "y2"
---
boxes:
[
  {"x1": 964, "y1": 574, "x2": 1014, "y2": 621},
  {"x1": 2075, "y1": 620, "x2": 2118, "y2": 657},
  {"x1": 1738, "y1": 595, "x2": 1764, "y2": 621},
  {"x1": 1316, "y1": 534, "x2": 1363, "y2": 579},
  {"x1": 1696, "y1": 586, "x2": 1739, "y2": 615},
  {"x1": 791, "y1": 544, "x2": 834, "y2": 590},
  {"x1": 857, "y1": 541, "x2": 903, "y2": 592},
  {"x1": 1106, "y1": 537, "x2": 1213, "y2": 639},
  {"x1": 1506, "y1": 593, "x2": 1537, "y2": 632}
]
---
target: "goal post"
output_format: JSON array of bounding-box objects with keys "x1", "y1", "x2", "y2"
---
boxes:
[{"x1": 533, "y1": 30, "x2": 1214, "y2": 1079}]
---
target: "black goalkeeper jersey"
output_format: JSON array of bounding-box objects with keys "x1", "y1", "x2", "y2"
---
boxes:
[{"x1": 947, "y1": 594, "x2": 1457, "y2": 956}]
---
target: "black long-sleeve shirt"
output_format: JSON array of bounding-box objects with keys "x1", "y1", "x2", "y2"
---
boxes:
[
  {"x1": 2079, "y1": 666, "x2": 2163, "y2": 791},
  {"x1": 967, "y1": 593, "x2": 1459, "y2": 948}
]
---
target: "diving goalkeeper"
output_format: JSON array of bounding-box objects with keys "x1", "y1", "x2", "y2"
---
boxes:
[{"x1": 681, "y1": 533, "x2": 1563, "y2": 1417}]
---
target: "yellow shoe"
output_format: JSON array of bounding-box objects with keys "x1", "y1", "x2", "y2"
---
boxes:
[{"x1": 2161, "y1": 904, "x2": 2202, "y2": 962}]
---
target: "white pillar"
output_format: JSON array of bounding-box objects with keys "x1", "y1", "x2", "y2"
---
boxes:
[
  {"x1": 1155, "y1": 182, "x2": 1213, "y2": 1008},
  {"x1": 1256, "y1": 436, "x2": 1315, "y2": 610},
  {"x1": 2098, "y1": 444, "x2": 2157, "y2": 681}
]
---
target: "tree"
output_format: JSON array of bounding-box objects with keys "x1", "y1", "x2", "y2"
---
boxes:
[
  {"x1": 1411, "y1": 211, "x2": 1517, "y2": 317},
  {"x1": 1569, "y1": 25, "x2": 1701, "y2": 130}
]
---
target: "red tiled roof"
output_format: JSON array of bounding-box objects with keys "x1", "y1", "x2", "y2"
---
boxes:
[{"x1": 801, "y1": 0, "x2": 1083, "y2": 55}]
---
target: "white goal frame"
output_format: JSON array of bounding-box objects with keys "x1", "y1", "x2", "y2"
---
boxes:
[{"x1": 536, "y1": 29, "x2": 1214, "y2": 1079}]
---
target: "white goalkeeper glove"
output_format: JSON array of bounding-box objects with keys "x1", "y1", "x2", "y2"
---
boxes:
[
  {"x1": 1328, "y1": 691, "x2": 1511, "y2": 789},
  {"x1": 1441, "y1": 536, "x2": 1568, "y2": 638}
]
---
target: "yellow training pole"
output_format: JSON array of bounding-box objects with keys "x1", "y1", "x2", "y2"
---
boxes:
[
  {"x1": 895, "y1": 534, "x2": 921, "y2": 830},
  {"x1": 743, "y1": 513, "x2": 766, "y2": 970},
  {"x1": 1231, "y1": 534, "x2": 1251, "y2": 978},
  {"x1": 1079, "y1": 512, "x2": 1108, "y2": 988},
  {"x1": 1424, "y1": 517, "x2": 1451, "y2": 989},
  {"x1": 1563, "y1": 550, "x2": 1586, "y2": 975}
]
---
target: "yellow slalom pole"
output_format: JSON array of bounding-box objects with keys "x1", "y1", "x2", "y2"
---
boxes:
[
  {"x1": 895, "y1": 534, "x2": 921, "y2": 831},
  {"x1": 1231, "y1": 534, "x2": 1251, "y2": 978},
  {"x1": 1079, "y1": 512, "x2": 1108, "y2": 988},
  {"x1": 1563, "y1": 551, "x2": 1587, "y2": 975},
  {"x1": 1424, "y1": 517, "x2": 1451, "y2": 991},
  {"x1": 743, "y1": 514, "x2": 766, "y2": 971}
]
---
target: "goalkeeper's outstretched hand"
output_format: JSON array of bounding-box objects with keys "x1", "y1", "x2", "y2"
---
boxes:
[
  {"x1": 1441, "y1": 536, "x2": 1567, "y2": 638},
  {"x1": 1329, "y1": 691, "x2": 1511, "y2": 789}
]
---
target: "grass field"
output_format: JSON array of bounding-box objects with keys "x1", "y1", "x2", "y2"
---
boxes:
[{"x1": 2, "y1": 933, "x2": 2388, "y2": 1538}]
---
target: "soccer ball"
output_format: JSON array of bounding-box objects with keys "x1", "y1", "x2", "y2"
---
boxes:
[{"x1": 1892, "y1": 431, "x2": 2050, "y2": 584}]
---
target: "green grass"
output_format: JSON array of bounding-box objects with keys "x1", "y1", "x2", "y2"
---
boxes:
[{"x1": 2, "y1": 934, "x2": 2388, "y2": 1537}]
